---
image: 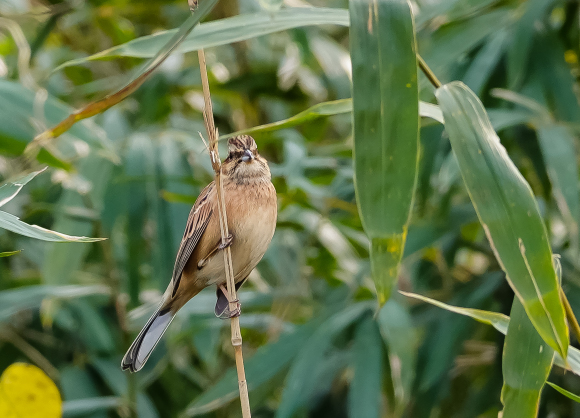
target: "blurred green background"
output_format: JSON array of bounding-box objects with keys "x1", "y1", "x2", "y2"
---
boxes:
[{"x1": 1, "y1": 0, "x2": 580, "y2": 417}]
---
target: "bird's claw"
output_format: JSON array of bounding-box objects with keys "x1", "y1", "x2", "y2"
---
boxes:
[
  {"x1": 218, "y1": 234, "x2": 234, "y2": 250},
  {"x1": 217, "y1": 300, "x2": 241, "y2": 319}
]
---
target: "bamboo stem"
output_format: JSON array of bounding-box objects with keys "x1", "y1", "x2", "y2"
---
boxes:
[{"x1": 198, "y1": 48, "x2": 252, "y2": 418}]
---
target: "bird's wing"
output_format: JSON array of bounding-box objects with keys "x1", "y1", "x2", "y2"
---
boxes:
[{"x1": 170, "y1": 182, "x2": 215, "y2": 297}]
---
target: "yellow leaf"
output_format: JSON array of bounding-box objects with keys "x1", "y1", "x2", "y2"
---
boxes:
[{"x1": 0, "y1": 363, "x2": 62, "y2": 418}]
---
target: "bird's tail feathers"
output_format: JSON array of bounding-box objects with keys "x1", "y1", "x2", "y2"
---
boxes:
[{"x1": 121, "y1": 307, "x2": 174, "y2": 372}]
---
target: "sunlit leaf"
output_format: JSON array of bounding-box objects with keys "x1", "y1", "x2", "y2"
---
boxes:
[
  {"x1": 350, "y1": 0, "x2": 419, "y2": 304},
  {"x1": 436, "y1": 81, "x2": 569, "y2": 358},
  {"x1": 0, "y1": 363, "x2": 62, "y2": 418}
]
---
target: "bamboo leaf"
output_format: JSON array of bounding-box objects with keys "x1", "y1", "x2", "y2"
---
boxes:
[
  {"x1": 275, "y1": 303, "x2": 373, "y2": 418},
  {"x1": 377, "y1": 299, "x2": 417, "y2": 414},
  {"x1": 222, "y1": 100, "x2": 442, "y2": 140},
  {"x1": 501, "y1": 297, "x2": 554, "y2": 418},
  {"x1": 62, "y1": 397, "x2": 121, "y2": 417},
  {"x1": 55, "y1": 8, "x2": 349, "y2": 68},
  {"x1": 0, "y1": 285, "x2": 109, "y2": 322},
  {"x1": 435, "y1": 81, "x2": 569, "y2": 358},
  {"x1": 183, "y1": 321, "x2": 315, "y2": 416},
  {"x1": 0, "y1": 211, "x2": 104, "y2": 242},
  {"x1": 547, "y1": 382, "x2": 580, "y2": 403},
  {"x1": 350, "y1": 0, "x2": 419, "y2": 304},
  {"x1": 349, "y1": 317, "x2": 383, "y2": 418},
  {"x1": 0, "y1": 250, "x2": 21, "y2": 257},
  {"x1": 537, "y1": 125, "x2": 579, "y2": 248},
  {"x1": 31, "y1": 0, "x2": 218, "y2": 144},
  {"x1": 401, "y1": 291, "x2": 580, "y2": 376},
  {"x1": 0, "y1": 168, "x2": 46, "y2": 207}
]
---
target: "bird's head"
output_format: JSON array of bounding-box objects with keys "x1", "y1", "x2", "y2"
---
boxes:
[{"x1": 222, "y1": 135, "x2": 270, "y2": 183}]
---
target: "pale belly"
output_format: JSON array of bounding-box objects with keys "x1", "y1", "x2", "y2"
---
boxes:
[{"x1": 197, "y1": 201, "x2": 276, "y2": 286}]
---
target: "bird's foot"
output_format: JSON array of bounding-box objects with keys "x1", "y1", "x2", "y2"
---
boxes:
[
  {"x1": 217, "y1": 300, "x2": 241, "y2": 319},
  {"x1": 218, "y1": 234, "x2": 234, "y2": 250},
  {"x1": 215, "y1": 284, "x2": 241, "y2": 319}
]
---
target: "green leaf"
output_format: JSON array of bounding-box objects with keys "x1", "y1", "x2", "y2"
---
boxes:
[
  {"x1": 507, "y1": 0, "x2": 556, "y2": 89},
  {"x1": 435, "y1": 81, "x2": 569, "y2": 359},
  {"x1": 62, "y1": 397, "x2": 121, "y2": 417},
  {"x1": 501, "y1": 297, "x2": 554, "y2": 418},
  {"x1": 183, "y1": 319, "x2": 316, "y2": 416},
  {"x1": 348, "y1": 317, "x2": 383, "y2": 418},
  {"x1": 35, "y1": 0, "x2": 218, "y2": 142},
  {"x1": 0, "y1": 168, "x2": 46, "y2": 207},
  {"x1": 547, "y1": 382, "x2": 580, "y2": 403},
  {"x1": 55, "y1": 8, "x2": 349, "y2": 68},
  {"x1": 350, "y1": 0, "x2": 419, "y2": 304},
  {"x1": 378, "y1": 299, "x2": 418, "y2": 414},
  {"x1": 222, "y1": 100, "x2": 442, "y2": 140},
  {"x1": 275, "y1": 303, "x2": 373, "y2": 418},
  {"x1": 537, "y1": 125, "x2": 579, "y2": 248},
  {"x1": 0, "y1": 250, "x2": 21, "y2": 257},
  {"x1": 0, "y1": 81, "x2": 114, "y2": 168},
  {"x1": 0, "y1": 211, "x2": 104, "y2": 242},
  {"x1": 400, "y1": 291, "x2": 580, "y2": 376},
  {"x1": 0, "y1": 285, "x2": 109, "y2": 322},
  {"x1": 401, "y1": 291, "x2": 508, "y2": 334}
]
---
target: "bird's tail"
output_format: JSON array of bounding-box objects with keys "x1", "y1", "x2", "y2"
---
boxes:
[{"x1": 121, "y1": 307, "x2": 174, "y2": 372}]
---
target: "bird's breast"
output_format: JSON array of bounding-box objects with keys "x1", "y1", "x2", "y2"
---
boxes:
[{"x1": 198, "y1": 181, "x2": 277, "y2": 286}]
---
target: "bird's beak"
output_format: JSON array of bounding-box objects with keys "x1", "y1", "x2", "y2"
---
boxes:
[{"x1": 242, "y1": 149, "x2": 254, "y2": 163}]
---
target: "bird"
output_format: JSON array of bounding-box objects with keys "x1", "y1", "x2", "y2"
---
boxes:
[{"x1": 121, "y1": 135, "x2": 277, "y2": 372}]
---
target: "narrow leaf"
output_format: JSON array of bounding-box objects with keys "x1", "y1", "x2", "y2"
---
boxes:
[
  {"x1": 62, "y1": 397, "x2": 121, "y2": 417},
  {"x1": 55, "y1": 8, "x2": 349, "y2": 67},
  {"x1": 0, "y1": 285, "x2": 109, "y2": 322},
  {"x1": 401, "y1": 291, "x2": 580, "y2": 376},
  {"x1": 436, "y1": 81, "x2": 569, "y2": 358},
  {"x1": 0, "y1": 211, "x2": 104, "y2": 242},
  {"x1": 222, "y1": 100, "x2": 442, "y2": 140},
  {"x1": 275, "y1": 303, "x2": 373, "y2": 418},
  {"x1": 0, "y1": 250, "x2": 21, "y2": 257},
  {"x1": 537, "y1": 125, "x2": 579, "y2": 249},
  {"x1": 350, "y1": 0, "x2": 419, "y2": 304},
  {"x1": 31, "y1": 0, "x2": 218, "y2": 143},
  {"x1": 183, "y1": 321, "x2": 315, "y2": 416},
  {"x1": 501, "y1": 297, "x2": 554, "y2": 418},
  {"x1": 547, "y1": 382, "x2": 580, "y2": 403},
  {"x1": 0, "y1": 168, "x2": 46, "y2": 207},
  {"x1": 378, "y1": 299, "x2": 417, "y2": 415},
  {"x1": 349, "y1": 317, "x2": 383, "y2": 418}
]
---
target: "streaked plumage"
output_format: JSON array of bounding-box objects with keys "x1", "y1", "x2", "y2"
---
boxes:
[{"x1": 121, "y1": 135, "x2": 277, "y2": 372}]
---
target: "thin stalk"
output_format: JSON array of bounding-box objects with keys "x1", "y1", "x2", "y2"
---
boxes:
[
  {"x1": 561, "y1": 288, "x2": 580, "y2": 343},
  {"x1": 198, "y1": 48, "x2": 252, "y2": 418},
  {"x1": 417, "y1": 54, "x2": 442, "y2": 89}
]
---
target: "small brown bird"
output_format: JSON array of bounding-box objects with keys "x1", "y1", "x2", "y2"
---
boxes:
[{"x1": 121, "y1": 135, "x2": 277, "y2": 372}]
